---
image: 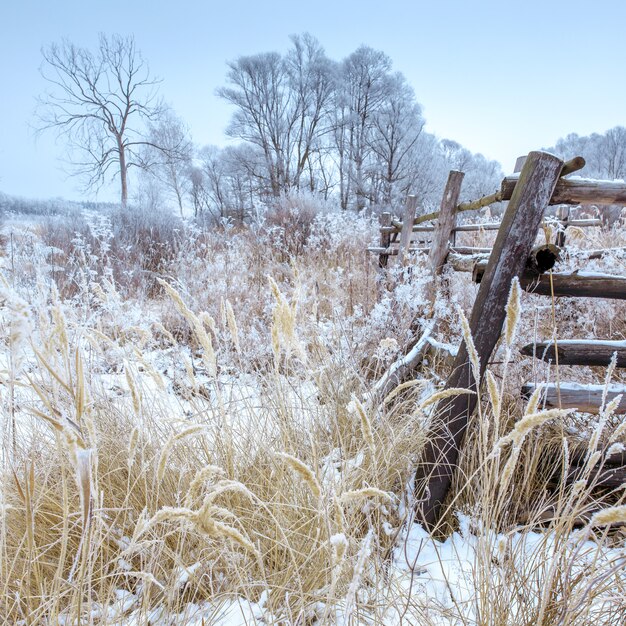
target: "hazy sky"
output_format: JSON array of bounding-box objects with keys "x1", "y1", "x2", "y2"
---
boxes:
[{"x1": 1, "y1": 0, "x2": 624, "y2": 202}]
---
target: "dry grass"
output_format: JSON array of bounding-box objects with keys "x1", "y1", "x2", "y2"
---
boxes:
[{"x1": 1, "y1": 204, "x2": 625, "y2": 624}]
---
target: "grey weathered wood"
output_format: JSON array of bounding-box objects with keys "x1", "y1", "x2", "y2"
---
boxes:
[
  {"x1": 579, "y1": 246, "x2": 626, "y2": 260},
  {"x1": 514, "y1": 155, "x2": 527, "y2": 173},
  {"x1": 451, "y1": 246, "x2": 492, "y2": 255},
  {"x1": 367, "y1": 246, "x2": 429, "y2": 255},
  {"x1": 398, "y1": 195, "x2": 418, "y2": 264},
  {"x1": 563, "y1": 465, "x2": 626, "y2": 490},
  {"x1": 430, "y1": 170, "x2": 465, "y2": 274},
  {"x1": 472, "y1": 244, "x2": 560, "y2": 283},
  {"x1": 448, "y1": 252, "x2": 490, "y2": 272},
  {"x1": 415, "y1": 151, "x2": 564, "y2": 531},
  {"x1": 521, "y1": 340, "x2": 626, "y2": 367},
  {"x1": 522, "y1": 382, "x2": 626, "y2": 414},
  {"x1": 555, "y1": 205, "x2": 570, "y2": 248},
  {"x1": 378, "y1": 212, "x2": 392, "y2": 268},
  {"x1": 501, "y1": 176, "x2": 626, "y2": 206},
  {"x1": 473, "y1": 267, "x2": 626, "y2": 300}
]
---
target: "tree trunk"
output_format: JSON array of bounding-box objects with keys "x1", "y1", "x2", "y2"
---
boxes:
[{"x1": 119, "y1": 141, "x2": 128, "y2": 207}]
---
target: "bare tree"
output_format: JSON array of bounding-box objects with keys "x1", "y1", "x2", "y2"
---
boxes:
[
  {"x1": 143, "y1": 109, "x2": 193, "y2": 216},
  {"x1": 217, "y1": 34, "x2": 334, "y2": 197},
  {"x1": 37, "y1": 34, "x2": 166, "y2": 206}
]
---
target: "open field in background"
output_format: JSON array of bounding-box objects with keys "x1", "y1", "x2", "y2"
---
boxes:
[{"x1": 0, "y1": 195, "x2": 625, "y2": 624}]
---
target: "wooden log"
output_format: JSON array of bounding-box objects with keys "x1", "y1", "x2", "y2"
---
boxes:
[
  {"x1": 570, "y1": 447, "x2": 626, "y2": 468},
  {"x1": 450, "y1": 246, "x2": 492, "y2": 255},
  {"x1": 560, "y1": 156, "x2": 587, "y2": 177},
  {"x1": 565, "y1": 218, "x2": 602, "y2": 227},
  {"x1": 367, "y1": 246, "x2": 429, "y2": 255},
  {"x1": 453, "y1": 222, "x2": 501, "y2": 232},
  {"x1": 555, "y1": 205, "x2": 570, "y2": 248},
  {"x1": 473, "y1": 244, "x2": 560, "y2": 282},
  {"x1": 514, "y1": 155, "x2": 527, "y2": 173},
  {"x1": 448, "y1": 252, "x2": 490, "y2": 272},
  {"x1": 473, "y1": 268, "x2": 626, "y2": 300},
  {"x1": 521, "y1": 382, "x2": 626, "y2": 414},
  {"x1": 563, "y1": 465, "x2": 626, "y2": 490},
  {"x1": 415, "y1": 151, "x2": 564, "y2": 531},
  {"x1": 578, "y1": 246, "x2": 626, "y2": 260},
  {"x1": 399, "y1": 196, "x2": 418, "y2": 264},
  {"x1": 456, "y1": 191, "x2": 503, "y2": 214},
  {"x1": 430, "y1": 170, "x2": 465, "y2": 275},
  {"x1": 501, "y1": 176, "x2": 626, "y2": 206},
  {"x1": 371, "y1": 320, "x2": 436, "y2": 400},
  {"x1": 378, "y1": 212, "x2": 392, "y2": 268},
  {"x1": 521, "y1": 340, "x2": 626, "y2": 367}
]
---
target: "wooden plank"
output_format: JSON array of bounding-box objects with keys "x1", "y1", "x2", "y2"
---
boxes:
[
  {"x1": 532, "y1": 271, "x2": 626, "y2": 300},
  {"x1": 555, "y1": 205, "x2": 569, "y2": 248},
  {"x1": 367, "y1": 246, "x2": 429, "y2": 255},
  {"x1": 378, "y1": 212, "x2": 392, "y2": 268},
  {"x1": 415, "y1": 151, "x2": 564, "y2": 530},
  {"x1": 514, "y1": 155, "x2": 527, "y2": 173},
  {"x1": 451, "y1": 246, "x2": 492, "y2": 255},
  {"x1": 522, "y1": 382, "x2": 626, "y2": 414},
  {"x1": 453, "y1": 222, "x2": 501, "y2": 232},
  {"x1": 448, "y1": 252, "x2": 489, "y2": 272},
  {"x1": 501, "y1": 175, "x2": 626, "y2": 206},
  {"x1": 563, "y1": 465, "x2": 626, "y2": 490},
  {"x1": 430, "y1": 170, "x2": 465, "y2": 274},
  {"x1": 398, "y1": 195, "x2": 418, "y2": 263},
  {"x1": 473, "y1": 266, "x2": 626, "y2": 300},
  {"x1": 521, "y1": 340, "x2": 626, "y2": 367}
]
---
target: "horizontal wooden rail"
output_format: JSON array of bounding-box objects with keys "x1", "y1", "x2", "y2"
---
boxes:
[
  {"x1": 521, "y1": 340, "x2": 626, "y2": 367},
  {"x1": 473, "y1": 266, "x2": 626, "y2": 300},
  {"x1": 522, "y1": 382, "x2": 626, "y2": 414},
  {"x1": 562, "y1": 465, "x2": 626, "y2": 489},
  {"x1": 381, "y1": 217, "x2": 600, "y2": 236},
  {"x1": 367, "y1": 246, "x2": 429, "y2": 255},
  {"x1": 502, "y1": 176, "x2": 626, "y2": 206}
]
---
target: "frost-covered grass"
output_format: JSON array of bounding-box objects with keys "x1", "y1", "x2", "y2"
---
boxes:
[{"x1": 0, "y1": 201, "x2": 625, "y2": 624}]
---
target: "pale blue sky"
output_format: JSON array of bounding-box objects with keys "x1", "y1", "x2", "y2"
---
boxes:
[{"x1": 1, "y1": 0, "x2": 624, "y2": 201}]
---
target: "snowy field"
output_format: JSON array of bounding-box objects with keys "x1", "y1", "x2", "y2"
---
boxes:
[{"x1": 1, "y1": 205, "x2": 625, "y2": 625}]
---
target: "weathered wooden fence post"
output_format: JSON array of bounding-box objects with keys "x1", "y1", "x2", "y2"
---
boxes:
[
  {"x1": 378, "y1": 211, "x2": 392, "y2": 268},
  {"x1": 399, "y1": 195, "x2": 418, "y2": 265},
  {"x1": 429, "y1": 171, "x2": 465, "y2": 275},
  {"x1": 556, "y1": 205, "x2": 570, "y2": 247},
  {"x1": 414, "y1": 151, "x2": 564, "y2": 530}
]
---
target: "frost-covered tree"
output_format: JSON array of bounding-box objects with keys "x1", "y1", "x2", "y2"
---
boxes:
[
  {"x1": 332, "y1": 46, "x2": 393, "y2": 210},
  {"x1": 367, "y1": 73, "x2": 425, "y2": 207},
  {"x1": 217, "y1": 34, "x2": 334, "y2": 197},
  {"x1": 143, "y1": 109, "x2": 193, "y2": 216}
]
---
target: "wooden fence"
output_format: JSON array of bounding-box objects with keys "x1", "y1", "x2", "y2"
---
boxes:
[{"x1": 371, "y1": 152, "x2": 626, "y2": 531}]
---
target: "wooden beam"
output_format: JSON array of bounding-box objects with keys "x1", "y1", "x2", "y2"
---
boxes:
[
  {"x1": 415, "y1": 151, "x2": 564, "y2": 531},
  {"x1": 453, "y1": 222, "x2": 501, "y2": 232},
  {"x1": 398, "y1": 195, "x2": 418, "y2": 264},
  {"x1": 475, "y1": 269, "x2": 626, "y2": 300},
  {"x1": 367, "y1": 246, "x2": 429, "y2": 255},
  {"x1": 563, "y1": 465, "x2": 626, "y2": 490},
  {"x1": 378, "y1": 212, "x2": 392, "y2": 268},
  {"x1": 473, "y1": 262, "x2": 626, "y2": 299},
  {"x1": 450, "y1": 246, "x2": 492, "y2": 255},
  {"x1": 521, "y1": 340, "x2": 626, "y2": 367},
  {"x1": 472, "y1": 244, "x2": 560, "y2": 280},
  {"x1": 448, "y1": 252, "x2": 490, "y2": 272},
  {"x1": 501, "y1": 176, "x2": 626, "y2": 206},
  {"x1": 522, "y1": 382, "x2": 626, "y2": 414},
  {"x1": 430, "y1": 170, "x2": 465, "y2": 274}
]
